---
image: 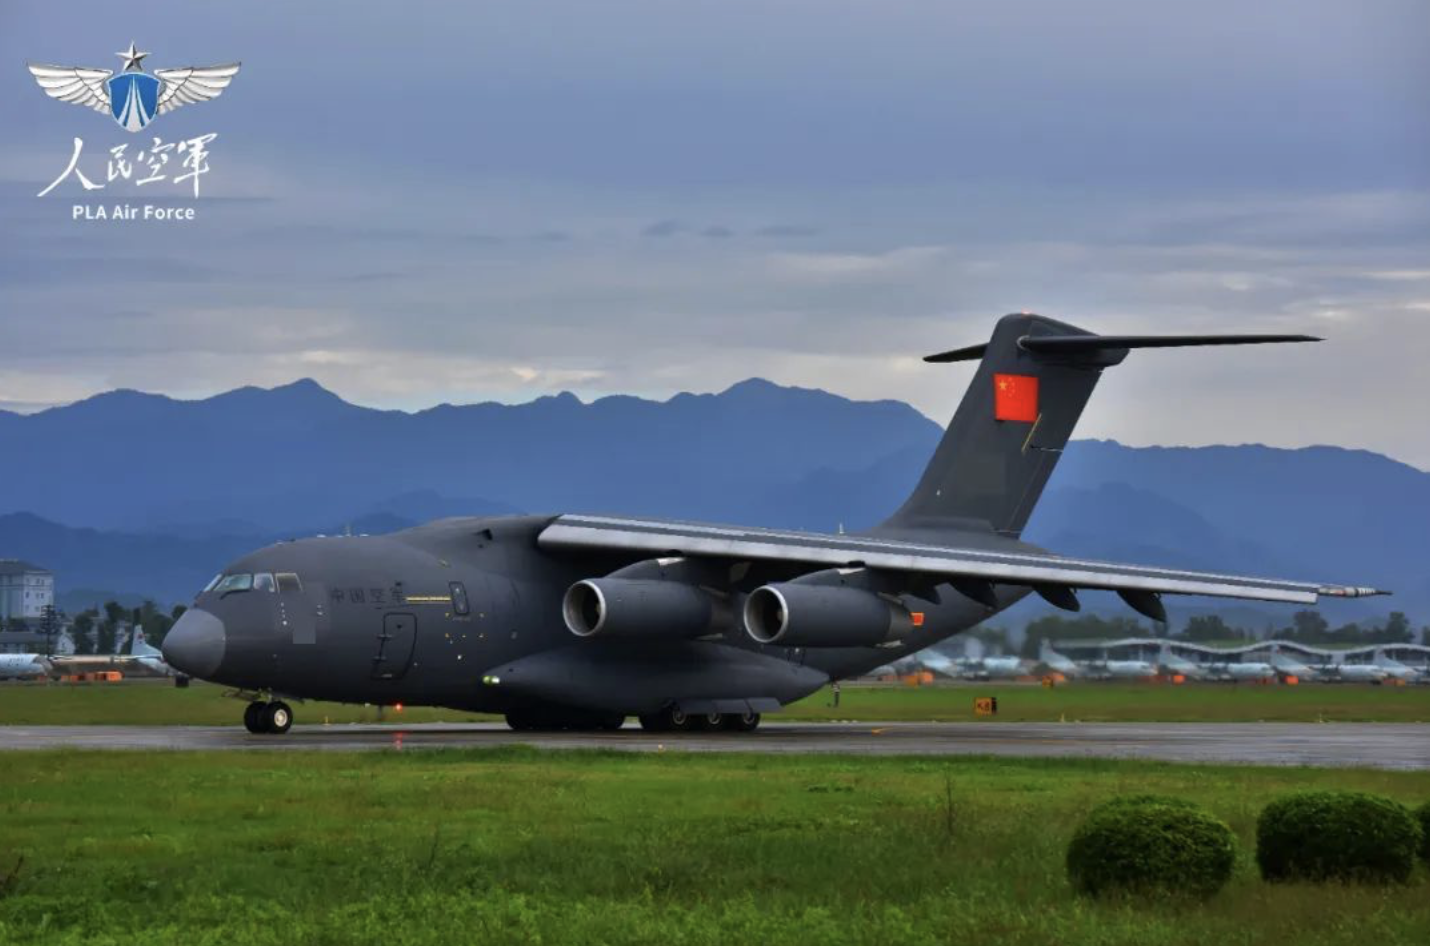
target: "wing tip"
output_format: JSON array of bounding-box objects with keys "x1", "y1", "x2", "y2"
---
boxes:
[{"x1": 1317, "y1": 585, "x2": 1391, "y2": 598}]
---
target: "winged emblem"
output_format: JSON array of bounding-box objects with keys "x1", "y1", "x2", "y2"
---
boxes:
[{"x1": 27, "y1": 42, "x2": 239, "y2": 133}]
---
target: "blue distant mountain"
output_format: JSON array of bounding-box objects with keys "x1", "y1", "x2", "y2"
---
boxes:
[{"x1": 0, "y1": 378, "x2": 1425, "y2": 622}]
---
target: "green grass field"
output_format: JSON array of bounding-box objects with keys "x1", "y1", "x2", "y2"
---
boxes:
[
  {"x1": 3, "y1": 679, "x2": 1429, "y2": 726},
  {"x1": 0, "y1": 749, "x2": 1426, "y2": 945}
]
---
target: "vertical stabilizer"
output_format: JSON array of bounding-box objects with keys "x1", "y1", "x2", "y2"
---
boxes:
[
  {"x1": 877, "y1": 313, "x2": 1113, "y2": 538},
  {"x1": 876, "y1": 313, "x2": 1317, "y2": 539}
]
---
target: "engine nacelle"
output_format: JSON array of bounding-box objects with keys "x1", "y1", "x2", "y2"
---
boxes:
[
  {"x1": 563, "y1": 578, "x2": 728, "y2": 639},
  {"x1": 743, "y1": 582, "x2": 912, "y2": 647}
]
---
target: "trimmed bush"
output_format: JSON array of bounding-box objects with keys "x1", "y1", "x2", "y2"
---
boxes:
[
  {"x1": 1416, "y1": 801, "x2": 1430, "y2": 865},
  {"x1": 1066, "y1": 796, "x2": 1237, "y2": 898},
  {"x1": 1256, "y1": 791, "x2": 1422, "y2": 884}
]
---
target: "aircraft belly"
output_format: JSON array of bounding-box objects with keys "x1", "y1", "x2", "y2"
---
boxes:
[{"x1": 484, "y1": 640, "x2": 830, "y2": 714}]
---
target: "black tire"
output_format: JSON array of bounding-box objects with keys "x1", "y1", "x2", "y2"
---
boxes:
[
  {"x1": 638, "y1": 713, "x2": 668, "y2": 733},
  {"x1": 598, "y1": 713, "x2": 626, "y2": 731},
  {"x1": 264, "y1": 701, "x2": 293, "y2": 735},
  {"x1": 665, "y1": 706, "x2": 695, "y2": 732},
  {"x1": 506, "y1": 711, "x2": 536, "y2": 731},
  {"x1": 696, "y1": 711, "x2": 725, "y2": 731},
  {"x1": 243, "y1": 701, "x2": 268, "y2": 734},
  {"x1": 724, "y1": 711, "x2": 761, "y2": 732}
]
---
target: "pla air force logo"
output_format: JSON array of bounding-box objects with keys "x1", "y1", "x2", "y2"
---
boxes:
[{"x1": 28, "y1": 42, "x2": 239, "y2": 132}]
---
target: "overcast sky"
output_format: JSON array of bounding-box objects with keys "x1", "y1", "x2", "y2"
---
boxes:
[{"x1": 2, "y1": 1, "x2": 1428, "y2": 465}]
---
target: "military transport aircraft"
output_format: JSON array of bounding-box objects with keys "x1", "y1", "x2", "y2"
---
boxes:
[{"x1": 161, "y1": 313, "x2": 1388, "y2": 734}]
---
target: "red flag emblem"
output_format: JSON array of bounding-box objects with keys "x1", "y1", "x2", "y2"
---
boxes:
[{"x1": 994, "y1": 373, "x2": 1038, "y2": 422}]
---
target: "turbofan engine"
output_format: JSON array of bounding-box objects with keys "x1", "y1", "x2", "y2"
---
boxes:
[
  {"x1": 563, "y1": 558, "x2": 731, "y2": 639},
  {"x1": 743, "y1": 572, "x2": 914, "y2": 647}
]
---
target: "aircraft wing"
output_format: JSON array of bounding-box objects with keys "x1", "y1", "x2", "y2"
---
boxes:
[{"x1": 537, "y1": 514, "x2": 1385, "y2": 607}]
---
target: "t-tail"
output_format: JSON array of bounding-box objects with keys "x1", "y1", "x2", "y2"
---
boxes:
[{"x1": 875, "y1": 313, "x2": 1318, "y2": 539}]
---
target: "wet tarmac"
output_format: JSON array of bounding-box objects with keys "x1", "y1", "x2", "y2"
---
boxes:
[{"x1": 2, "y1": 720, "x2": 1427, "y2": 769}]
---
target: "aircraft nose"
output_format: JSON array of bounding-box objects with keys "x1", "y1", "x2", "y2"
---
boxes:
[{"x1": 162, "y1": 608, "x2": 227, "y2": 678}]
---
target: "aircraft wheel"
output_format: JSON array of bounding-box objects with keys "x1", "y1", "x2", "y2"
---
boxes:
[
  {"x1": 665, "y1": 706, "x2": 695, "y2": 732},
  {"x1": 243, "y1": 701, "x2": 268, "y2": 734},
  {"x1": 264, "y1": 701, "x2": 294, "y2": 735},
  {"x1": 505, "y1": 711, "x2": 537, "y2": 731},
  {"x1": 597, "y1": 713, "x2": 626, "y2": 731},
  {"x1": 637, "y1": 713, "x2": 668, "y2": 733},
  {"x1": 696, "y1": 711, "x2": 725, "y2": 731},
  {"x1": 725, "y1": 711, "x2": 761, "y2": 732}
]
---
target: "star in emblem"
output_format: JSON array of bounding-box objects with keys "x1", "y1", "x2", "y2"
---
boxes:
[{"x1": 116, "y1": 41, "x2": 149, "y2": 72}]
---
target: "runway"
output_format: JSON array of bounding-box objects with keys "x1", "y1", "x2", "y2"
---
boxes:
[{"x1": 1, "y1": 721, "x2": 1426, "y2": 768}]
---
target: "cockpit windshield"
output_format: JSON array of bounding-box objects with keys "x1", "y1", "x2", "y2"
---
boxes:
[
  {"x1": 213, "y1": 573, "x2": 254, "y2": 595},
  {"x1": 209, "y1": 572, "x2": 300, "y2": 595}
]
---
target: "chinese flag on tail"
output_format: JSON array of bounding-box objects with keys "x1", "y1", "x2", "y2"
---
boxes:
[{"x1": 993, "y1": 373, "x2": 1038, "y2": 422}]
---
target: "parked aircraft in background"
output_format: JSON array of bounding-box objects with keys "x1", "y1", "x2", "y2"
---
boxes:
[
  {"x1": 126, "y1": 629, "x2": 178, "y2": 677},
  {"x1": 1325, "y1": 660, "x2": 1388, "y2": 683},
  {"x1": 1267, "y1": 643, "x2": 1318, "y2": 681},
  {"x1": 0, "y1": 653, "x2": 51, "y2": 680},
  {"x1": 1206, "y1": 658, "x2": 1278, "y2": 682},
  {"x1": 1096, "y1": 656, "x2": 1159, "y2": 680},
  {"x1": 1371, "y1": 649, "x2": 1420, "y2": 683},
  {"x1": 1038, "y1": 641, "x2": 1084, "y2": 678},
  {"x1": 1157, "y1": 642, "x2": 1207, "y2": 680},
  {"x1": 158, "y1": 314, "x2": 1386, "y2": 734},
  {"x1": 952, "y1": 654, "x2": 1027, "y2": 680}
]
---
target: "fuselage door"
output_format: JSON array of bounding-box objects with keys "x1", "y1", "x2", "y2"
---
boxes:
[{"x1": 371, "y1": 612, "x2": 417, "y2": 680}]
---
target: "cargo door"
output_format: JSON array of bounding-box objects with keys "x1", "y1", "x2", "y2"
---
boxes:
[{"x1": 371, "y1": 613, "x2": 417, "y2": 680}]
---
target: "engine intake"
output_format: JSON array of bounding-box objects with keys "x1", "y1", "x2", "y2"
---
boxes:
[
  {"x1": 743, "y1": 582, "x2": 911, "y2": 647},
  {"x1": 563, "y1": 578, "x2": 728, "y2": 639}
]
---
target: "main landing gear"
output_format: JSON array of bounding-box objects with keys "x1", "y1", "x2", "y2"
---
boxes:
[
  {"x1": 243, "y1": 700, "x2": 294, "y2": 735},
  {"x1": 636, "y1": 707, "x2": 761, "y2": 733}
]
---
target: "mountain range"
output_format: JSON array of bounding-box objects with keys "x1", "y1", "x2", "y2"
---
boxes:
[{"x1": 1, "y1": 378, "x2": 1425, "y2": 624}]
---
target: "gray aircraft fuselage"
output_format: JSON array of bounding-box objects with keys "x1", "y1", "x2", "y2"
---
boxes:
[{"x1": 179, "y1": 514, "x2": 1030, "y2": 716}]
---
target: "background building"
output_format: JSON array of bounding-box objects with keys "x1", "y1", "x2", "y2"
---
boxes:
[{"x1": 0, "y1": 559, "x2": 55, "y2": 621}]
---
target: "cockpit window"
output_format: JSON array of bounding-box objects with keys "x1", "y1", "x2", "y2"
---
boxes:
[
  {"x1": 214, "y1": 573, "x2": 253, "y2": 595},
  {"x1": 449, "y1": 581, "x2": 470, "y2": 616},
  {"x1": 202, "y1": 574, "x2": 222, "y2": 593},
  {"x1": 276, "y1": 572, "x2": 302, "y2": 593},
  {"x1": 253, "y1": 573, "x2": 276, "y2": 593}
]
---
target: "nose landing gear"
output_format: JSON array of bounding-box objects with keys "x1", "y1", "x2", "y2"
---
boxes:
[{"x1": 243, "y1": 700, "x2": 294, "y2": 735}]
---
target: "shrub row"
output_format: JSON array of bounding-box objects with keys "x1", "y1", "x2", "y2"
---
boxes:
[{"x1": 1068, "y1": 791, "x2": 1428, "y2": 899}]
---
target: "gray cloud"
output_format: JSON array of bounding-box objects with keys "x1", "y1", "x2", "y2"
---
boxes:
[
  {"x1": 754, "y1": 224, "x2": 818, "y2": 238},
  {"x1": 642, "y1": 219, "x2": 683, "y2": 238},
  {"x1": 0, "y1": 1, "x2": 1427, "y2": 468}
]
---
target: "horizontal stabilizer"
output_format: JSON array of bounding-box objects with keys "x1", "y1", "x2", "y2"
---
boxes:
[
  {"x1": 924, "y1": 332, "x2": 1319, "y2": 363},
  {"x1": 923, "y1": 343, "x2": 988, "y2": 363},
  {"x1": 1019, "y1": 333, "x2": 1320, "y2": 355}
]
